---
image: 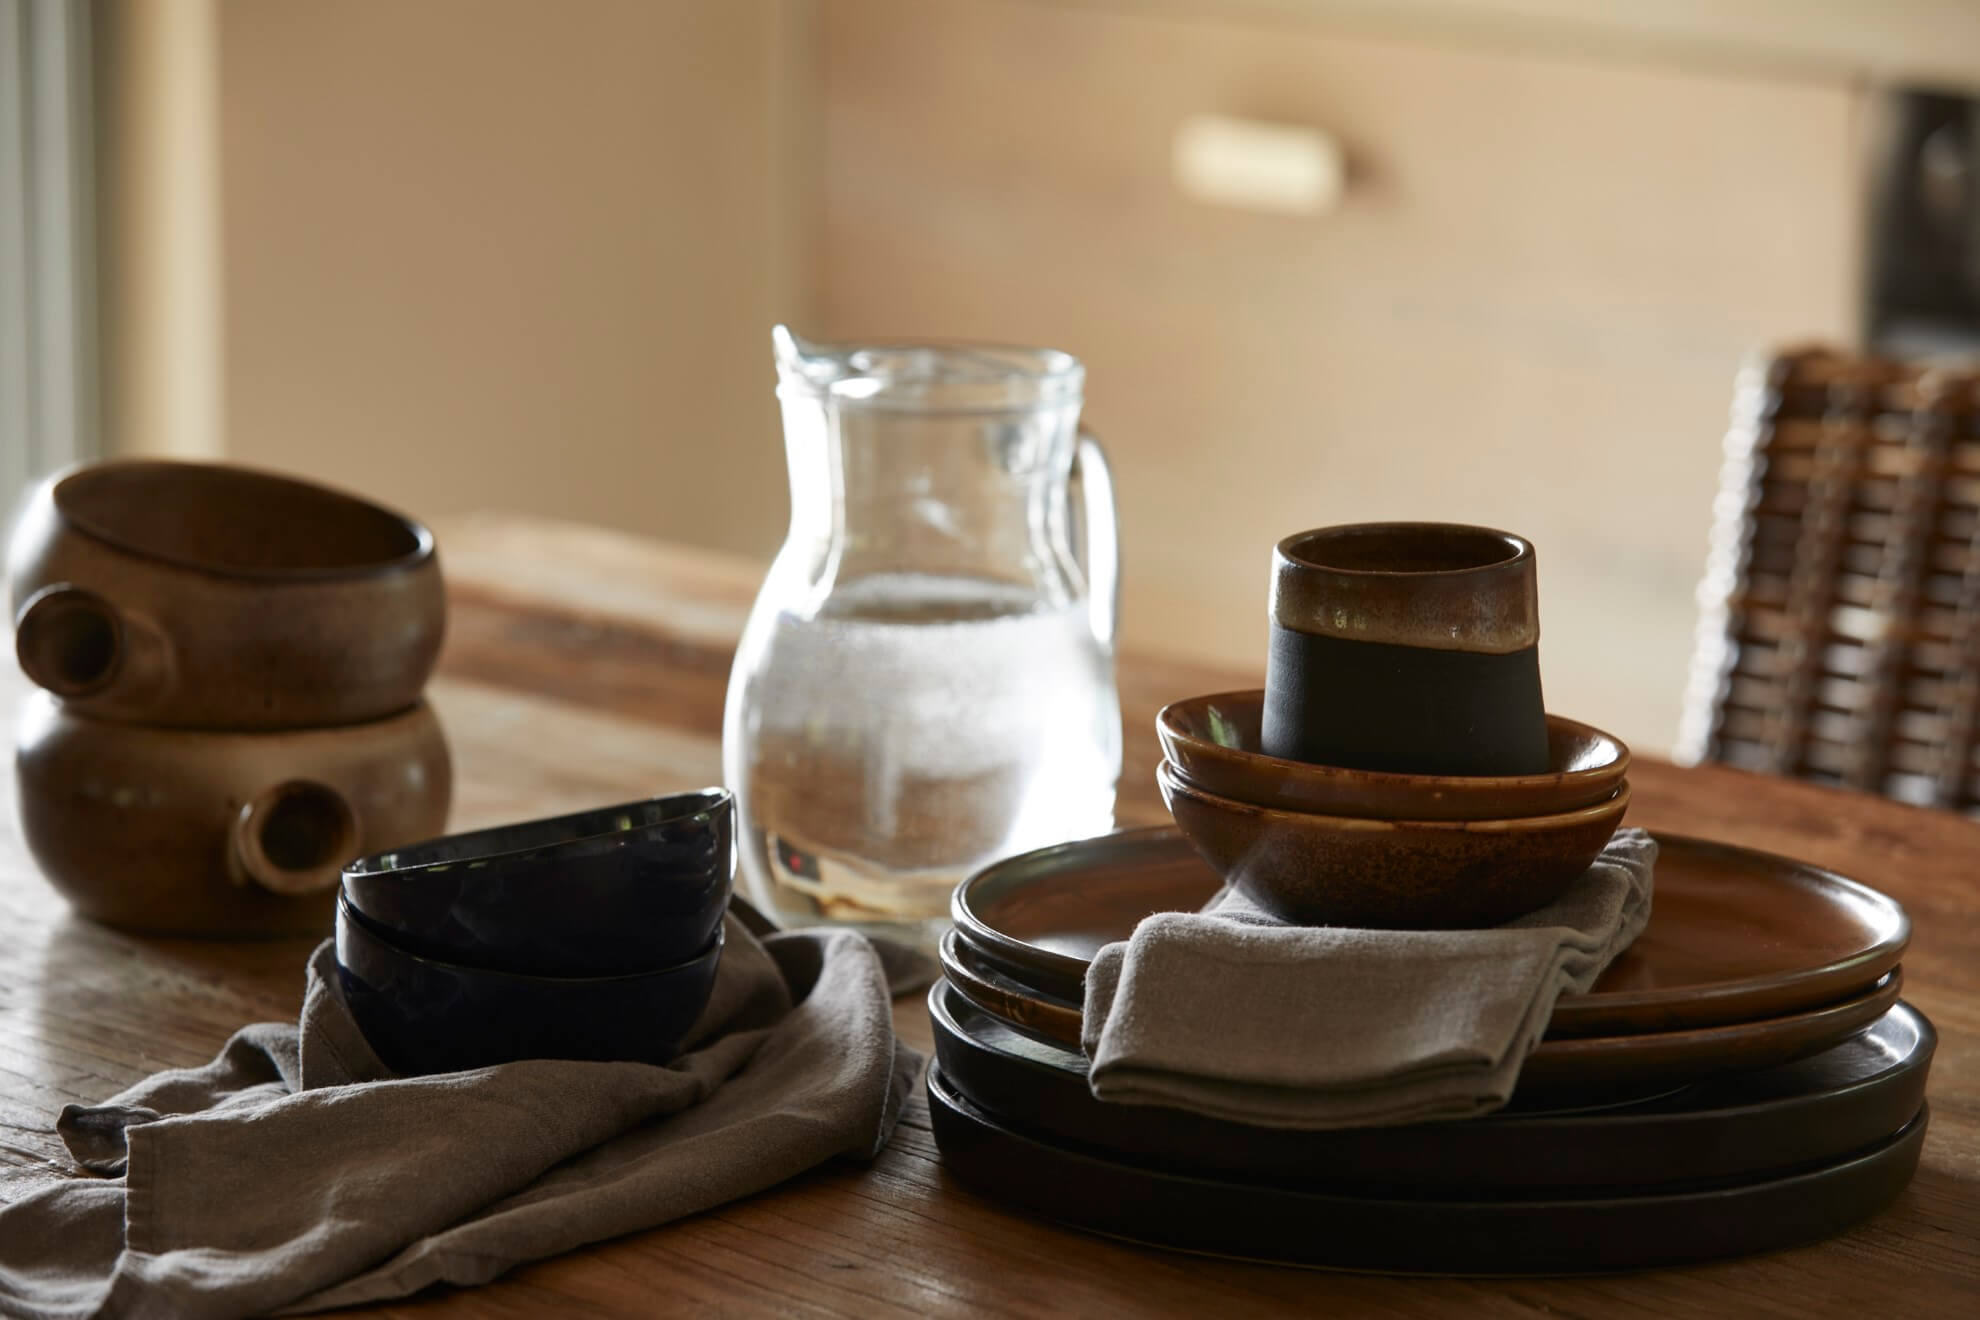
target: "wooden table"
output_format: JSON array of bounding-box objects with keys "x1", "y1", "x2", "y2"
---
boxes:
[{"x1": 2, "y1": 514, "x2": 1976, "y2": 1316}]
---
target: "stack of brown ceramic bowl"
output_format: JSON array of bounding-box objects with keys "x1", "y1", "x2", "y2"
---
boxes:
[
  {"x1": 1153, "y1": 688, "x2": 1631, "y2": 929},
  {"x1": 8, "y1": 460, "x2": 453, "y2": 937}
]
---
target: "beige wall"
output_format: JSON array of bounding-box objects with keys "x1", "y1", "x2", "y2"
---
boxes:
[
  {"x1": 96, "y1": 0, "x2": 225, "y2": 461},
  {"x1": 210, "y1": 0, "x2": 1867, "y2": 755},
  {"x1": 218, "y1": 0, "x2": 805, "y2": 559},
  {"x1": 816, "y1": 0, "x2": 1861, "y2": 754}
]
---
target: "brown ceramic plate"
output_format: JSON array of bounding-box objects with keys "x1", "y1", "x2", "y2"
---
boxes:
[
  {"x1": 1158, "y1": 690, "x2": 1629, "y2": 820},
  {"x1": 941, "y1": 929, "x2": 1084, "y2": 1046},
  {"x1": 949, "y1": 827, "x2": 1910, "y2": 1036},
  {"x1": 1519, "y1": 970, "x2": 1902, "y2": 1093},
  {"x1": 940, "y1": 926, "x2": 1902, "y2": 1098},
  {"x1": 1550, "y1": 835, "x2": 1911, "y2": 1037}
]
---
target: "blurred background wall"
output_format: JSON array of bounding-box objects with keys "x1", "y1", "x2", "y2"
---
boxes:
[
  {"x1": 215, "y1": 0, "x2": 808, "y2": 559},
  {"x1": 86, "y1": 0, "x2": 1980, "y2": 755}
]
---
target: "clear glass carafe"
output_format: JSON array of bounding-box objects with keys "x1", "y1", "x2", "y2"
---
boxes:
[{"x1": 723, "y1": 327, "x2": 1121, "y2": 948}]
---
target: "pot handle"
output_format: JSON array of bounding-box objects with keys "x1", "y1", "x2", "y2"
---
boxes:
[
  {"x1": 1072, "y1": 429, "x2": 1119, "y2": 651},
  {"x1": 230, "y1": 780, "x2": 359, "y2": 897},
  {"x1": 15, "y1": 584, "x2": 126, "y2": 698}
]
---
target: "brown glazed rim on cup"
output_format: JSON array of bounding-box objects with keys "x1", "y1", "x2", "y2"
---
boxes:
[
  {"x1": 1271, "y1": 522, "x2": 1538, "y2": 654},
  {"x1": 1157, "y1": 689, "x2": 1629, "y2": 819},
  {"x1": 50, "y1": 460, "x2": 434, "y2": 582}
]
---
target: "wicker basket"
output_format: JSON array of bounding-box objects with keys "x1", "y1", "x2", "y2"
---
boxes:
[{"x1": 1678, "y1": 346, "x2": 1980, "y2": 813}]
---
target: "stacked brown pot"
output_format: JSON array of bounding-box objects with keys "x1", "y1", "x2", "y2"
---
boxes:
[{"x1": 7, "y1": 461, "x2": 453, "y2": 937}]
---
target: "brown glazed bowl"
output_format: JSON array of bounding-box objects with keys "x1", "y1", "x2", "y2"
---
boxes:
[
  {"x1": 1158, "y1": 690, "x2": 1628, "y2": 821},
  {"x1": 1157, "y1": 760, "x2": 1628, "y2": 929},
  {"x1": 7, "y1": 460, "x2": 443, "y2": 729},
  {"x1": 14, "y1": 692, "x2": 452, "y2": 937}
]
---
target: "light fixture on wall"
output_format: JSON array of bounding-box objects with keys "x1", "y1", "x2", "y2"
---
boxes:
[{"x1": 1171, "y1": 113, "x2": 1346, "y2": 217}]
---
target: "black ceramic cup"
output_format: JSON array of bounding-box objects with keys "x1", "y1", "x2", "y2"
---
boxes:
[
  {"x1": 335, "y1": 894, "x2": 724, "y2": 1075},
  {"x1": 1261, "y1": 523, "x2": 1549, "y2": 776},
  {"x1": 340, "y1": 789, "x2": 732, "y2": 977}
]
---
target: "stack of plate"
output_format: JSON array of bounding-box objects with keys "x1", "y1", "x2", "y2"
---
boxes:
[{"x1": 928, "y1": 827, "x2": 1933, "y2": 1273}]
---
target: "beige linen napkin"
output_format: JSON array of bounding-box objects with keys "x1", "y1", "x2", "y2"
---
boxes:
[
  {"x1": 1081, "y1": 828, "x2": 1656, "y2": 1129},
  {"x1": 0, "y1": 909, "x2": 933, "y2": 1320}
]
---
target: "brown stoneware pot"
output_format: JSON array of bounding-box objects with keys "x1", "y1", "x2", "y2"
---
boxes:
[
  {"x1": 7, "y1": 460, "x2": 444, "y2": 729},
  {"x1": 1157, "y1": 759, "x2": 1628, "y2": 929},
  {"x1": 14, "y1": 693, "x2": 452, "y2": 937},
  {"x1": 1158, "y1": 689, "x2": 1628, "y2": 820},
  {"x1": 1262, "y1": 523, "x2": 1549, "y2": 776}
]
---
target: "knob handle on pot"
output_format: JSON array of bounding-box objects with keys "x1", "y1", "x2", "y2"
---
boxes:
[
  {"x1": 14, "y1": 583, "x2": 175, "y2": 707},
  {"x1": 15, "y1": 584, "x2": 125, "y2": 697},
  {"x1": 230, "y1": 780, "x2": 359, "y2": 897}
]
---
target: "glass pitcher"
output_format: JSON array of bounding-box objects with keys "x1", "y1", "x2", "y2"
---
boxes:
[{"x1": 723, "y1": 327, "x2": 1122, "y2": 946}]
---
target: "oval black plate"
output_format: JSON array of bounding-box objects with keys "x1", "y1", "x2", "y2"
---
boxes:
[
  {"x1": 927, "y1": 1065, "x2": 1927, "y2": 1275},
  {"x1": 928, "y1": 981, "x2": 1935, "y2": 1196}
]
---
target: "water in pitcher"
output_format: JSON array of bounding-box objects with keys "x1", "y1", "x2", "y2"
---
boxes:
[
  {"x1": 730, "y1": 571, "x2": 1119, "y2": 944},
  {"x1": 725, "y1": 327, "x2": 1122, "y2": 948}
]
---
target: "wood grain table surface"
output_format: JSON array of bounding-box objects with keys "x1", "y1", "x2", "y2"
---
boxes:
[{"x1": 2, "y1": 513, "x2": 1976, "y2": 1316}]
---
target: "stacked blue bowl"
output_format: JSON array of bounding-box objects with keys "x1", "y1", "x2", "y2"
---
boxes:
[{"x1": 335, "y1": 788, "x2": 733, "y2": 1075}]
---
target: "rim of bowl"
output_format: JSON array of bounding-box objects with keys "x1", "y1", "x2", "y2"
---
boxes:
[
  {"x1": 1157, "y1": 759, "x2": 1631, "y2": 832},
  {"x1": 343, "y1": 788, "x2": 732, "y2": 881},
  {"x1": 49, "y1": 460, "x2": 436, "y2": 583},
  {"x1": 336, "y1": 892, "x2": 725, "y2": 985},
  {"x1": 1156, "y1": 690, "x2": 1630, "y2": 789}
]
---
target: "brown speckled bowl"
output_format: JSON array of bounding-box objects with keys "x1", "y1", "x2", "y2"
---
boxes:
[
  {"x1": 1158, "y1": 760, "x2": 1629, "y2": 929},
  {"x1": 8, "y1": 460, "x2": 443, "y2": 729},
  {"x1": 1158, "y1": 690, "x2": 1627, "y2": 821}
]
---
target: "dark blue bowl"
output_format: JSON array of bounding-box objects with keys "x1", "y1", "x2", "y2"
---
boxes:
[
  {"x1": 340, "y1": 789, "x2": 732, "y2": 977},
  {"x1": 335, "y1": 894, "x2": 723, "y2": 1075}
]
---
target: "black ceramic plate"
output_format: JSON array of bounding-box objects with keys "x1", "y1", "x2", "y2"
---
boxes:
[
  {"x1": 927, "y1": 1065, "x2": 1928, "y2": 1275},
  {"x1": 928, "y1": 981, "x2": 1936, "y2": 1196}
]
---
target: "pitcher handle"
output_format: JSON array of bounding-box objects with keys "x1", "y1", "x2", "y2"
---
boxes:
[{"x1": 1073, "y1": 429, "x2": 1119, "y2": 651}]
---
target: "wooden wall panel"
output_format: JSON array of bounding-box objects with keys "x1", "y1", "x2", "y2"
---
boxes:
[
  {"x1": 817, "y1": 0, "x2": 1861, "y2": 753},
  {"x1": 218, "y1": 0, "x2": 803, "y2": 561}
]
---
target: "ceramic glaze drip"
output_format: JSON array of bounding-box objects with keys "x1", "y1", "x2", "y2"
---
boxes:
[{"x1": 726, "y1": 571, "x2": 1119, "y2": 943}]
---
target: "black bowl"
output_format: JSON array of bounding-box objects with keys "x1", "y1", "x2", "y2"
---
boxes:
[
  {"x1": 335, "y1": 894, "x2": 724, "y2": 1075},
  {"x1": 340, "y1": 789, "x2": 732, "y2": 976}
]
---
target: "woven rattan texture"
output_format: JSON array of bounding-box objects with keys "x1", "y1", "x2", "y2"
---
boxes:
[{"x1": 1680, "y1": 348, "x2": 1980, "y2": 813}]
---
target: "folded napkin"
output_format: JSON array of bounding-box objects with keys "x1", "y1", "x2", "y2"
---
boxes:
[
  {"x1": 0, "y1": 908, "x2": 934, "y2": 1320},
  {"x1": 1081, "y1": 828, "x2": 1657, "y2": 1130}
]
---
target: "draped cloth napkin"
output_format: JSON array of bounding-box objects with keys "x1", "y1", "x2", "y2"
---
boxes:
[
  {"x1": 0, "y1": 910, "x2": 933, "y2": 1320},
  {"x1": 1081, "y1": 828, "x2": 1657, "y2": 1129}
]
